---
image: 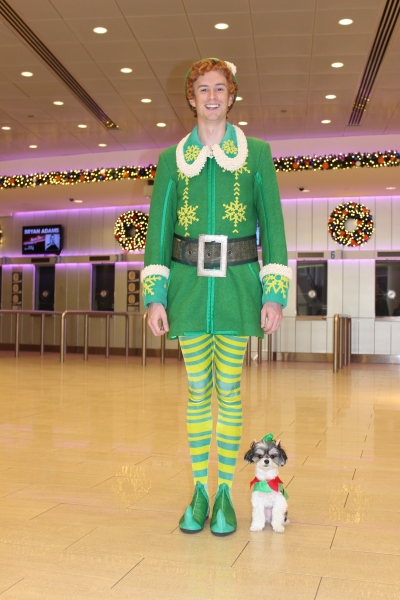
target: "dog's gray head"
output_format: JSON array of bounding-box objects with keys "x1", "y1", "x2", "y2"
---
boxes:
[{"x1": 244, "y1": 438, "x2": 287, "y2": 468}]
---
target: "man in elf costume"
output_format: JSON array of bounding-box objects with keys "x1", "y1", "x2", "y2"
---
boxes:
[{"x1": 142, "y1": 58, "x2": 291, "y2": 536}]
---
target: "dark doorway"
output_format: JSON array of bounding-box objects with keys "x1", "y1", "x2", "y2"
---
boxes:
[
  {"x1": 35, "y1": 265, "x2": 55, "y2": 311},
  {"x1": 92, "y1": 264, "x2": 115, "y2": 311}
]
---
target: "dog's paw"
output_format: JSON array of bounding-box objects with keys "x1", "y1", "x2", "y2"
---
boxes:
[
  {"x1": 272, "y1": 524, "x2": 285, "y2": 533},
  {"x1": 250, "y1": 523, "x2": 264, "y2": 532}
]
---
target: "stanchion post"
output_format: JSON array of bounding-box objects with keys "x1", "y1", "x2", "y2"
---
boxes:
[
  {"x1": 333, "y1": 314, "x2": 339, "y2": 372},
  {"x1": 257, "y1": 337, "x2": 263, "y2": 364},
  {"x1": 84, "y1": 314, "x2": 89, "y2": 361},
  {"x1": 267, "y1": 334, "x2": 272, "y2": 362},
  {"x1": 343, "y1": 316, "x2": 348, "y2": 367},
  {"x1": 15, "y1": 313, "x2": 20, "y2": 358},
  {"x1": 347, "y1": 318, "x2": 351, "y2": 365},
  {"x1": 160, "y1": 334, "x2": 165, "y2": 364},
  {"x1": 338, "y1": 316, "x2": 344, "y2": 369},
  {"x1": 142, "y1": 313, "x2": 147, "y2": 366},
  {"x1": 125, "y1": 315, "x2": 129, "y2": 357},
  {"x1": 40, "y1": 314, "x2": 45, "y2": 356},
  {"x1": 246, "y1": 337, "x2": 252, "y2": 366},
  {"x1": 105, "y1": 315, "x2": 110, "y2": 358}
]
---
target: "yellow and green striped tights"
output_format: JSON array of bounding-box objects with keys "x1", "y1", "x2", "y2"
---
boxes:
[{"x1": 179, "y1": 334, "x2": 248, "y2": 489}]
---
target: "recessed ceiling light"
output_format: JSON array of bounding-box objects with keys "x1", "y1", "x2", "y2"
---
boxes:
[
  {"x1": 93, "y1": 27, "x2": 107, "y2": 34},
  {"x1": 21, "y1": 71, "x2": 33, "y2": 77},
  {"x1": 386, "y1": 186, "x2": 396, "y2": 190},
  {"x1": 78, "y1": 124, "x2": 87, "y2": 128},
  {"x1": 157, "y1": 122, "x2": 166, "y2": 127},
  {"x1": 1, "y1": 126, "x2": 11, "y2": 130},
  {"x1": 120, "y1": 67, "x2": 132, "y2": 73},
  {"x1": 326, "y1": 94, "x2": 336, "y2": 100},
  {"x1": 53, "y1": 100, "x2": 64, "y2": 105},
  {"x1": 331, "y1": 62, "x2": 344, "y2": 68},
  {"x1": 215, "y1": 23, "x2": 229, "y2": 29},
  {"x1": 74, "y1": 199, "x2": 83, "y2": 203},
  {"x1": 301, "y1": 189, "x2": 310, "y2": 192},
  {"x1": 98, "y1": 143, "x2": 107, "y2": 147},
  {"x1": 29, "y1": 144, "x2": 37, "y2": 148},
  {"x1": 236, "y1": 96, "x2": 243, "y2": 101},
  {"x1": 321, "y1": 119, "x2": 331, "y2": 124},
  {"x1": 141, "y1": 98, "x2": 152, "y2": 103},
  {"x1": 238, "y1": 121, "x2": 248, "y2": 125},
  {"x1": 339, "y1": 18, "x2": 353, "y2": 26}
]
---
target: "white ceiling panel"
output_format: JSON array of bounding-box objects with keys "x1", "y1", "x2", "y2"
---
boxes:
[
  {"x1": 125, "y1": 15, "x2": 193, "y2": 41},
  {"x1": 310, "y1": 55, "x2": 367, "y2": 74},
  {"x1": 259, "y1": 74, "x2": 309, "y2": 91},
  {"x1": 64, "y1": 17, "x2": 134, "y2": 43},
  {"x1": 250, "y1": 0, "x2": 316, "y2": 12},
  {"x1": 8, "y1": 0, "x2": 62, "y2": 20},
  {"x1": 140, "y1": 38, "x2": 199, "y2": 61},
  {"x1": 255, "y1": 35, "x2": 313, "y2": 57},
  {"x1": 184, "y1": 0, "x2": 249, "y2": 14},
  {"x1": 82, "y1": 40, "x2": 146, "y2": 62},
  {"x1": 312, "y1": 34, "x2": 374, "y2": 56},
  {"x1": 314, "y1": 9, "x2": 383, "y2": 35},
  {"x1": 252, "y1": 11, "x2": 315, "y2": 37},
  {"x1": 49, "y1": 0, "x2": 123, "y2": 19},
  {"x1": 196, "y1": 37, "x2": 255, "y2": 58},
  {"x1": 256, "y1": 56, "x2": 311, "y2": 75},
  {"x1": 116, "y1": 0, "x2": 186, "y2": 17}
]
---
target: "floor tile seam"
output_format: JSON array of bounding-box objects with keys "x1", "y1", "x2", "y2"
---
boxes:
[
  {"x1": 245, "y1": 541, "x2": 400, "y2": 559},
  {"x1": 0, "y1": 577, "x2": 25, "y2": 596},
  {"x1": 63, "y1": 527, "x2": 98, "y2": 550},
  {"x1": 110, "y1": 557, "x2": 145, "y2": 589},
  {"x1": 317, "y1": 575, "x2": 400, "y2": 587},
  {"x1": 28, "y1": 502, "x2": 62, "y2": 521},
  {"x1": 1, "y1": 484, "x2": 33, "y2": 499}
]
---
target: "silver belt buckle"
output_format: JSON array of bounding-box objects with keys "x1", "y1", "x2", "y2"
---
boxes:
[{"x1": 197, "y1": 234, "x2": 228, "y2": 278}]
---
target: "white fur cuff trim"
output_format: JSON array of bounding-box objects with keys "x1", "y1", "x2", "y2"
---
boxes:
[
  {"x1": 259, "y1": 264, "x2": 293, "y2": 281},
  {"x1": 141, "y1": 264, "x2": 170, "y2": 282}
]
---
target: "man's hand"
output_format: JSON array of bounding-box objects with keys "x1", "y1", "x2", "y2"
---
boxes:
[
  {"x1": 147, "y1": 302, "x2": 169, "y2": 336},
  {"x1": 261, "y1": 302, "x2": 283, "y2": 334}
]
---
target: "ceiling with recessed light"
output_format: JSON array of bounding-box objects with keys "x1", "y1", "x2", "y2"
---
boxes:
[{"x1": 0, "y1": 0, "x2": 399, "y2": 163}]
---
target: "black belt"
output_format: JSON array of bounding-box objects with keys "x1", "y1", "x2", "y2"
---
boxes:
[{"x1": 172, "y1": 234, "x2": 258, "y2": 269}]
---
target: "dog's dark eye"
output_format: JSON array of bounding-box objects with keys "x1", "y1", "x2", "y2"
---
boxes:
[
  {"x1": 269, "y1": 453, "x2": 278, "y2": 459},
  {"x1": 255, "y1": 453, "x2": 263, "y2": 459}
]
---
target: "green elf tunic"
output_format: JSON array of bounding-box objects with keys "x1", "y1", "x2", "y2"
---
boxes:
[{"x1": 142, "y1": 123, "x2": 292, "y2": 340}]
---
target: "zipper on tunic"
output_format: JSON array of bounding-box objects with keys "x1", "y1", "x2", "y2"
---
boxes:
[{"x1": 206, "y1": 157, "x2": 216, "y2": 333}]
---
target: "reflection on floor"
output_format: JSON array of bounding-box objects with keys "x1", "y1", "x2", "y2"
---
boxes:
[{"x1": 0, "y1": 353, "x2": 399, "y2": 599}]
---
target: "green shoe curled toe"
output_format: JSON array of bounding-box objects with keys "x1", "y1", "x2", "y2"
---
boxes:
[
  {"x1": 179, "y1": 482, "x2": 210, "y2": 533},
  {"x1": 210, "y1": 483, "x2": 237, "y2": 536}
]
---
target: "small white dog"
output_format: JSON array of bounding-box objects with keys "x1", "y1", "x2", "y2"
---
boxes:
[{"x1": 244, "y1": 434, "x2": 289, "y2": 533}]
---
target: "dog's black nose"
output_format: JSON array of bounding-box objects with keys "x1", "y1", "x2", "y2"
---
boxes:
[{"x1": 264, "y1": 459, "x2": 269, "y2": 464}]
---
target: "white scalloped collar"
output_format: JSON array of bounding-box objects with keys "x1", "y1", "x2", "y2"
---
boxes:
[{"x1": 176, "y1": 123, "x2": 248, "y2": 178}]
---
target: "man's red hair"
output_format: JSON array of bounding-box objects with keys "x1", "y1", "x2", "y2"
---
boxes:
[{"x1": 185, "y1": 59, "x2": 238, "y2": 117}]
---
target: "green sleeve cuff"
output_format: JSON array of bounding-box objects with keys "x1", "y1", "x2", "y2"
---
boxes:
[
  {"x1": 262, "y1": 274, "x2": 290, "y2": 308},
  {"x1": 142, "y1": 274, "x2": 168, "y2": 309}
]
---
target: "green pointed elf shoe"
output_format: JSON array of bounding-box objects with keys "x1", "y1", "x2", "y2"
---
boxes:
[
  {"x1": 179, "y1": 482, "x2": 210, "y2": 534},
  {"x1": 210, "y1": 483, "x2": 237, "y2": 536}
]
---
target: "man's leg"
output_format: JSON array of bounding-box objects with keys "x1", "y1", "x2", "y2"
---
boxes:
[
  {"x1": 214, "y1": 335, "x2": 248, "y2": 486},
  {"x1": 178, "y1": 334, "x2": 213, "y2": 533},
  {"x1": 210, "y1": 334, "x2": 248, "y2": 536}
]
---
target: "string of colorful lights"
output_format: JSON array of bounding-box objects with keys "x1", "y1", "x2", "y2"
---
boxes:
[{"x1": 0, "y1": 150, "x2": 399, "y2": 189}]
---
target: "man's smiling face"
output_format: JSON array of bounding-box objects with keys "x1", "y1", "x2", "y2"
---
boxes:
[{"x1": 189, "y1": 70, "x2": 233, "y2": 125}]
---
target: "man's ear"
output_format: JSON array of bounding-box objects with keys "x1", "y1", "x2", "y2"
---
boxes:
[
  {"x1": 228, "y1": 95, "x2": 234, "y2": 107},
  {"x1": 188, "y1": 97, "x2": 196, "y2": 108}
]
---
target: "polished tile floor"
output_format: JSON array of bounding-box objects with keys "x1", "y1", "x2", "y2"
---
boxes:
[{"x1": 0, "y1": 353, "x2": 400, "y2": 599}]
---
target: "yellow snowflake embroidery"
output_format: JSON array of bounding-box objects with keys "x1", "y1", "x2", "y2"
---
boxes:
[
  {"x1": 177, "y1": 169, "x2": 189, "y2": 185},
  {"x1": 178, "y1": 198, "x2": 199, "y2": 236},
  {"x1": 233, "y1": 161, "x2": 251, "y2": 180},
  {"x1": 223, "y1": 197, "x2": 247, "y2": 234},
  {"x1": 263, "y1": 275, "x2": 289, "y2": 300},
  {"x1": 142, "y1": 275, "x2": 162, "y2": 297},
  {"x1": 222, "y1": 140, "x2": 238, "y2": 155},
  {"x1": 184, "y1": 145, "x2": 201, "y2": 162}
]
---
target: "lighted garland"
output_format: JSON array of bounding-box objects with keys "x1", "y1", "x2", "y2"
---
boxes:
[
  {"x1": 1, "y1": 149, "x2": 400, "y2": 190},
  {"x1": 0, "y1": 165, "x2": 157, "y2": 190},
  {"x1": 328, "y1": 202, "x2": 374, "y2": 247},
  {"x1": 274, "y1": 150, "x2": 400, "y2": 172},
  {"x1": 114, "y1": 210, "x2": 149, "y2": 251}
]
